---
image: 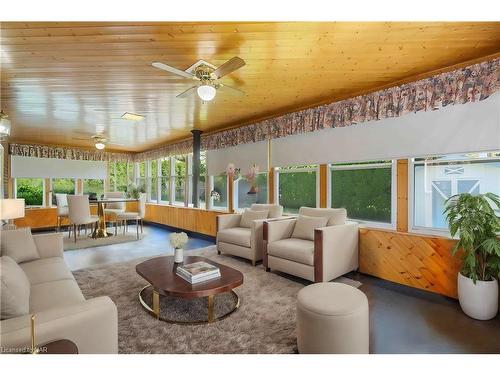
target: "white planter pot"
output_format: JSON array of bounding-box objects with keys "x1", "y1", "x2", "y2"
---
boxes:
[
  {"x1": 174, "y1": 248, "x2": 184, "y2": 263},
  {"x1": 457, "y1": 273, "x2": 498, "y2": 320}
]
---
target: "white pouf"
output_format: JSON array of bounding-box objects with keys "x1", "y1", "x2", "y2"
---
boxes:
[{"x1": 296, "y1": 282, "x2": 369, "y2": 354}]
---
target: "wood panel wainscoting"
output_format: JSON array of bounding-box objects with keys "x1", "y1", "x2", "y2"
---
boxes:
[{"x1": 359, "y1": 228, "x2": 461, "y2": 298}]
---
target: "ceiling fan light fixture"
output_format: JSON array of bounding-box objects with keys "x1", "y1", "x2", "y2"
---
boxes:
[
  {"x1": 197, "y1": 85, "x2": 216, "y2": 101},
  {"x1": 95, "y1": 141, "x2": 106, "y2": 150}
]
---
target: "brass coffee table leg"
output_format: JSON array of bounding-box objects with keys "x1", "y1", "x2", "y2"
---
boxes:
[
  {"x1": 152, "y1": 290, "x2": 160, "y2": 319},
  {"x1": 208, "y1": 295, "x2": 215, "y2": 323}
]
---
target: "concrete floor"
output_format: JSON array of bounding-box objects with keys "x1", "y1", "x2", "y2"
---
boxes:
[{"x1": 63, "y1": 224, "x2": 500, "y2": 354}]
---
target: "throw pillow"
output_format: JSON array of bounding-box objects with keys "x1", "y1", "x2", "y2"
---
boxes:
[
  {"x1": 291, "y1": 215, "x2": 328, "y2": 241},
  {"x1": 240, "y1": 209, "x2": 269, "y2": 228},
  {"x1": 1, "y1": 256, "x2": 31, "y2": 320},
  {"x1": 0, "y1": 228, "x2": 40, "y2": 263}
]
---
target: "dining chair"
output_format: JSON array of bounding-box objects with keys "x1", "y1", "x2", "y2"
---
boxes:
[
  {"x1": 55, "y1": 193, "x2": 69, "y2": 232},
  {"x1": 67, "y1": 195, "x2": 99, "y2": 243},
  {"x1": 115, "y1": 193, "x2": 146, "y2": 239},
  {"x1": 103, "y1": 191, "x2": 126, "y2": 233}
]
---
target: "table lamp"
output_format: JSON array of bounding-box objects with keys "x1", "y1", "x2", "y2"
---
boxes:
[{"x1": 0, "y1": 198, "x2": 25, "y2": 230}]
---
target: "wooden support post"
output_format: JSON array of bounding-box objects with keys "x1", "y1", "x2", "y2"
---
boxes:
[
  {"x1": 396, "y1": 159, "x2": 409, "y2": 232},
  {"x1": 319, "y1": 164, "x2": 328, "y2": 208}
]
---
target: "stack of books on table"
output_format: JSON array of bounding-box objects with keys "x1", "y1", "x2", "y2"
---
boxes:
[{"x1": 176, "y1": 261, "x2": 221, "y2": 284}]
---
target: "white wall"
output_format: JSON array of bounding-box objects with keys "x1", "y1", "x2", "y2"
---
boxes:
[{"x1": 11, "y1": 156, "x2": 107, "y2": 179}]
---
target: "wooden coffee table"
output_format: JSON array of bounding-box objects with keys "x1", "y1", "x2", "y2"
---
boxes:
[{"x1": 136, "y1": 256, "x2": 243, "y2": 324}]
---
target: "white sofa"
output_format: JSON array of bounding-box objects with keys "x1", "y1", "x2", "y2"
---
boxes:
[
  {"x1": 216, "y1": 204, "x2": 284, "y2": 266},
  {"x1": 0, "y1": 231, "x2": 118, "y2": 354},
  {"x1": 263, "y1": 207, "x2": 359, "y2": 282}
]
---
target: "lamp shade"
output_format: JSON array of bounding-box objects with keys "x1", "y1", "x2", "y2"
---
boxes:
[
  {"x1": 197, "y1": 85, "x2": 216, "y2": 101},
  {"x1": 0, "y1": 199, "x2": 25, "y2": 220}
]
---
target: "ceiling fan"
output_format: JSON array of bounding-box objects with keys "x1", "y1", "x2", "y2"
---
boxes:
[
  {"x1": 152, "y1": 57, "x2": 246, "y2": 101},
  {"x1": 72, "y1": 128, "x2": 124, "y2": 150}
]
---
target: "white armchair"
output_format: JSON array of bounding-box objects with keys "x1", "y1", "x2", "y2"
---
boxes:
[
  {"x1": 216, "y1": 204, "x2": 284, "y2": 266},
  {"x1": 263, "y1": 207, "x2": 359, "y2": 282}
]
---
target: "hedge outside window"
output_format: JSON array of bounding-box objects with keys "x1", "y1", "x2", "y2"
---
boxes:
[
  {"x1": 136, "y1": 161, "x2": 146, "y2": 190},
  {"x1": 148, "y1": 160, "x2": 159, "y2": 203},
  {"x1": 330, "y1": 161, "x2": 393, "y2": 224},
  {"x1": 173, "y1": 155, "x2": 187, "y2": 205},
  {"x1": 51, "y1": 178, "x2": 76, "y2": 205},
  {"x1": 160, "y1": 158, "x2": 170, "y2": 203},
  {"x1": 198, "y1": 152, "x2": 207, "y2": 209},
  {"x1": 412, "y1": 152, "x2": 500, "y2": 231},
  {"x1": 109, "y1": 161, "x2": 129, "y2": 192},
  {"x1": 278, "y1": 165, "x2": 317, "y2": 214},
  {"x1": 83, "y1": 179, "x2": 104, "y2": 200},
  {"x1": 236, "y1": 173, "x2": 268, "y2": 210},
  {"x1": 15, "y1": 178, "x2": 44, "y2": 206}
]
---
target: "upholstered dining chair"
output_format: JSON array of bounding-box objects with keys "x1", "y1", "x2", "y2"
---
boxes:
[
  {"x1": 55, "y1": 193, "x2": 69, "y2": 232},
  {"x1": 103, "y1": 191, "x2": 126, "y2": 233},
  {"x1": 67, "y1": 195, "x2": 99, "y2": 243},
  {"x1": 216, "y1": 204, "x2": 285, "y2": 266},
  {"x1": 115, "y1": 193, "x2": 146, "y2": 239},
  {"x1": 263, "y1": 207, "x2": 359, "y2": 282}
]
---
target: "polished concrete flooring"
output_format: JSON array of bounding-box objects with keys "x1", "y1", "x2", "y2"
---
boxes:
[{"x1": 63, "y1": 224, "x2": 500, "y2": 354}]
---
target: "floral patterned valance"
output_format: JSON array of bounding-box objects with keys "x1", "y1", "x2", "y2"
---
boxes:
[
  {"x1": 133, "y1": 139, "x2": 193, "y2": 162},
  {"x1": 202, "y1": 57, "x2": 500, "y2": 150},
  {"x1": 9, "y1": 143, "x2": 133, "y2": 162}
]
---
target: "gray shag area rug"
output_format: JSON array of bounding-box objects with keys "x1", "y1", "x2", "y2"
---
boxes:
[{"x1": 73, "y1": 246, "x2": 360, "y2": 354}]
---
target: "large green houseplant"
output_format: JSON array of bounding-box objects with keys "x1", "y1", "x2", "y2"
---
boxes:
[{"x1": 444, "y1": 192, "x2": 500, "y2": 320}]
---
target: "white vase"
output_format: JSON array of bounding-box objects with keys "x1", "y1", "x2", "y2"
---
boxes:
[
  {"x1": 457, "y1": 272, "x2": 498, "y2": 320},
  {"x1": 174, "y1": 248, "x2": 184, "y2": 263}
]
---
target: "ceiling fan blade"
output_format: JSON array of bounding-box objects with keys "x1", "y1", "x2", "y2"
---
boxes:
[
  {"x1": 72, "y1": 137, "x2": 91, "y2": 141},
  {"x1": 218, "y1": 83, "x2": 245, "y2": 96},
  {"x1": 176, "y1": 86, "x2": 198, "y2": 98},
  {"x1": 212, "y1": 57, "x2": 246, "y2": 79},
  {"x1": 152, "y1": 62, "x2": 199, "y2": 80}
]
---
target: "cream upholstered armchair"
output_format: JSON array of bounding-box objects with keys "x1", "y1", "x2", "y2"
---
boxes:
[
  {"x1": 263, "y1": 207, "x2": 359, "y2": 282},
  {"x1": 216, "y1": 204, "x2": 284, "y2": 266}
]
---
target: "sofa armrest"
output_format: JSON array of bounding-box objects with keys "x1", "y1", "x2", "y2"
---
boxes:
[
  {"x1": 216, "y1": 214, "x2": 242, "y2": 232},
  {"x1": 264, "y1": 218, "x2": 296, "y2": 243},
  {"x1": 33, "y1": 233, "x2": 64, "y2": 259},
  {"x1": 314, "y1": 221, "x2": 359, "y2": 282},
  {"x1": 0, "y1": 296, "x2": 118, "y2": 354}
]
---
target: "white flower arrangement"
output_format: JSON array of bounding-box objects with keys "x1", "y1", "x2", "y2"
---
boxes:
[{"x1": 170, "y1": 232, "x2": 188, "y2": 249}]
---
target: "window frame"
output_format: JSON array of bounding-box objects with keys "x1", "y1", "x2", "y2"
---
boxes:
[
  {"x1": 147, "y1": 159, "x2": 160, "y2": 203},
  {"x1": 328, "y1": 160, "x2": 397, "y2": 230},
  {"x1": 49, "y1": 177, "x2": 76, "y2": 207},
  {"x1": 275, "y1": 164, "x2": 320, "y2": 214},
  {"x1": 208, "y1": 174, "x2": 229, "y2": 212}
]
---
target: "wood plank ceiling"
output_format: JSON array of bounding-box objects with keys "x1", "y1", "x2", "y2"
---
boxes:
[{"x1": 1, "y1": 22, "x2": 500, "y2": 152}]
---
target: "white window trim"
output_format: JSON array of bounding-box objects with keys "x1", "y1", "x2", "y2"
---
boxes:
[
  {"x1": 329, "y1": 161, "x2": 397, "y2": 230},
  {"x1": 208, "y1": 174, "x2": 229, "y2": 212},
  {"x1": 14, "y1": 178, "x2": 45, "y2": 207},
  {"x1": 276, "y1": 165, "x2": 319, "y2": 214}
]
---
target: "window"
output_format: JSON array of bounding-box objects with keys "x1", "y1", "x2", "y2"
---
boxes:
[
  {"x1": 412, "y1": 152, "x2": 500, "y2": 232},
  {"x1": 148, "y1": 160, "x2": 159, "y2": 203},
  {"x1": 51, "y1": 178, "x2": 76, "y2": 205},
  {"x1": 160, "y1": 157, "x2": 170, "y2": 203},
  {"x1": 136, "y1": 161, "x2": 146, "y2": 190},
  {"x1": 277, "y1": 165, "x2": 317, "y2": 214},
  {"x1": 109, "y1": 161, "x2": 130, "y2": 192},
  {"x1": 172, "y1": 155, "x2": 187, "y2": 205},
  {"x1": 15, "y1": 178, "x2": 44, "y2": 206},
  {"x1": 197, "y1": 152, "x2": 207, "y2": 209},
  {"x1": 211, "y1": 174, "x2": 228, "y2": 210},
  {"x1": 83, "y1": 179, "x2": 104, "y2": 200},
  {"x1": 236, "y1": 173, "x2": 268, "y2": 210},
  {"x1": 330, "y1": 161, "x2": 394, "y2": 225}
]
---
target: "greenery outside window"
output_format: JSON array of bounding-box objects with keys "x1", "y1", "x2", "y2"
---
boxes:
[
  {"x1": 148, "y1": 160, "x2": 159, "y2": 203},
  {"x1": 15, "y1": 178, "x2": 44, "y2": 206},
  {"x1": 83, "y1": 179, "x2": 104, "y2": 200},
  {"x1": 198, "y1": 151, "x2": 207, "y2": 209},
  {"x1": 51, "y1": 178, "x2": 76, "y2": 205},
  {"x1": 278, "y1": 165, "x2": 317, "y2": 214},
  {"x1": 160, "y1": 157, "x2": 170, "y2": 203},
  {"x1": 136, "y1": 161, "x2": 146, "y2": 191},
  {"x1": 412, "y1": 152, "x2": 500, "y2": 233},
  {"x1": 173, "y1": 155, "x2": 187, "y2": 205},
  {"x1": 211, "y1": 174, "x2": 228, "y2": 210},
  {"x1": 330, "y1": 161, "x2": 394, "y2": 225}
]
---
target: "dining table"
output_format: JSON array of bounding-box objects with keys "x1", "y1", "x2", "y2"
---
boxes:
[{"x1": 89, "y1": 198, "x2": 139, "y2": 239}]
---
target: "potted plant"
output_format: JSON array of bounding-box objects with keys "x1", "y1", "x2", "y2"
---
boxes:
[
  {"x1": 245, "y1": 164, "x2": 260, "y2": 195},
  {"x1": 126, "y1": 183, "x2": 145, "y2": 200},
  {"x1": 444, "y1": 192, "x2": 500, "y2": 320},
  {"x1": 170, "y1": 232, "x2": 189, "y2": 263}
]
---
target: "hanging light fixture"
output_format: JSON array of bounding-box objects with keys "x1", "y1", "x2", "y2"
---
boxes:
[
  {"x1": 94, "y1": 139, "x2": 106, "y2": 150},
  {"x1": 197, "y1": 85, "x2": 216, "y2": 102},
  {"x1": 0, "y1": 110, "x2": 12, "y2": 139}
]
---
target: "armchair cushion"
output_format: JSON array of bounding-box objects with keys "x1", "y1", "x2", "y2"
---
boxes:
[
  {"x1": 267, "y1": 238, "x2": 315, "y2": 266},
  {"x1": 251, "y1": 204, "x2": 283, "y2": 218},
  {"x1": 0, "y1": 228, "x2": 40, "y2": 263},
  {"x1": 217, "y1": 227, "x2": 252, "y2": 248},
  {"x1": 299, "y1": 207, "x2": 347, "y2": 226},
  {"x1": 292, "y1": 215, "x2": 328, "y2": 241},
  {"x1": 1, "y1": 256, "x2": 31, "y2": 320},
  {"x1": 240, "y1": 209, "x2": 269, "y2": 228}
]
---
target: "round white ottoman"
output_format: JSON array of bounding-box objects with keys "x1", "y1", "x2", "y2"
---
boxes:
[{"x1": 297, "y1": 282, "x2": 369, "y2": 354}]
